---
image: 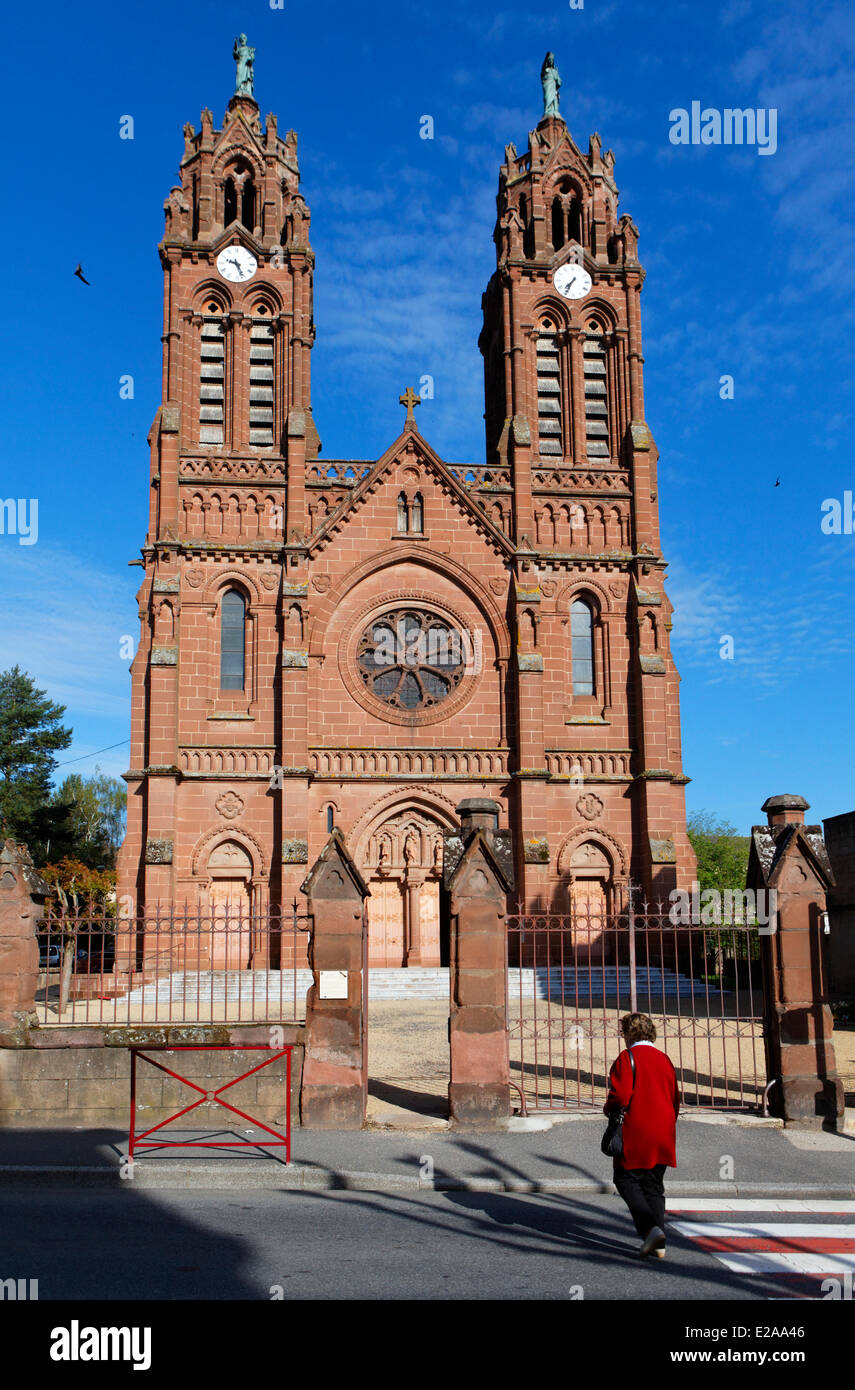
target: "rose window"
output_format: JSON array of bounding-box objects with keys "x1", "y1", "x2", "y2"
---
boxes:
[{"x1": 357, "y1": 609, "x2": 467, "y2": 711}]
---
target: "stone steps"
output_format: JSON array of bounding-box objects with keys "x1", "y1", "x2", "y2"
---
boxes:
[{"x1": 126, "y1": 964, "x2": 711, "y2": 1005}]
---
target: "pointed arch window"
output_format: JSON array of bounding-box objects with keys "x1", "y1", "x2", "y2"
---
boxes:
[
  {"x1": 397, "y1": 492, "x2": 424, "y2": 534},
  {"x1": 224, "y1": 177, "x2": 238, "y2": 227},
  {"x1": 220, "y1": 588, "x2": 246, "y2": 690},
  {"x1": 571, "y1": 599, "x2": 595, "y2": 696},
  {"x1": 536, "y1": 319, "x2": 563, "y2": 458},
  {"x1": 551, "y1": 197, "x2": 565, "y2": 251}
]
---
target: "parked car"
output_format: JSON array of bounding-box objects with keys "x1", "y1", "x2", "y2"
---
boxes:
[
  {"x1": 73, "y1": 937, "x2": 116, "y2": 973},
  {"x1": 38, "y1": 942, "x2": 61, "y2": 968}
]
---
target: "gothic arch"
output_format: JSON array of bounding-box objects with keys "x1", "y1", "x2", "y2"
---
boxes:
[
  {"x1": 190, "y1": 824, "x2": 267, "y2": 878},
  {"x1": 191, "y1": 280, "x2": 234, "y2": 312},
  {"x1": 307, "y1": 546, "x2": 511, "y2": 662},
  {"x1": 347, "y1": 786, "x2": 460, "y2": 864},
  {"x1": 582, "y1": 299, "x2": 619, "y2": 332},
  {"x1": 531, "y1": 294, "x2": 571, "y2": 330},
  {"x1": 202, "y1": 567, "x2": 263, "y2": 605},
  {"x1": 556, "y1": 824, "x2": 628, "y2": 878},
  {"x1": 556, "y1": 573, "x2": 613, "y2": 614},
  {"x1": 247, "y1": 283, "x2": 284, "y2": 313}
]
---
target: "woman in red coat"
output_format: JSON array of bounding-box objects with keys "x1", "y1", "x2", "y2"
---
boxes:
[{"x1": 605, "y1": 1012, "x2": 681, "y2": 1258}]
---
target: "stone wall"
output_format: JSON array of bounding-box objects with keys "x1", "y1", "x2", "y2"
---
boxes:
[{"x1": 0, "y1": 1026, "x2": 304, "y2": 1129}]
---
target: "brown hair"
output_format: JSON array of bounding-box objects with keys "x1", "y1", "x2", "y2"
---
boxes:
[{"x1": 621, "y1": 1012, "x2": 656, "y2": 1045}]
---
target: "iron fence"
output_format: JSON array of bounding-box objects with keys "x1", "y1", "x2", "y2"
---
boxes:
[
  {"x1": 35, "y1": 904, "x2": 313, "y2": 1027},
  {"x1": 506, "y1": 905, "x2": 766, "y2": 1113}
]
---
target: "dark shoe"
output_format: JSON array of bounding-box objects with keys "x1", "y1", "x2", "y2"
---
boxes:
[{"x1": 639, "y1": 1225, "x2": 666, "y2": 1257}]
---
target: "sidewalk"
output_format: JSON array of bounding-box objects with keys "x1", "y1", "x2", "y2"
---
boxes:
[{"x1": 1, "y1": 1114, "x2": 852, "y2": 1195}]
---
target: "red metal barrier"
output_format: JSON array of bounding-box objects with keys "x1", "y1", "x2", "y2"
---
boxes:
[{"x1": 128, "y1": 1046, "x2": 293, "y2": 1160}]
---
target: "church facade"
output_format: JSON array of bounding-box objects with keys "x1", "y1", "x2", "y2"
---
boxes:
[{"x1": 117, "y1": 59, "x2": 696, "y2": 967}]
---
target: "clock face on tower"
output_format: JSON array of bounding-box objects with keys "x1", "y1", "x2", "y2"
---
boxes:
[
  {"x1": 553, "y1": 263, "x2": 592, "y2": 300},
  {"x1": 216, "y1": 246, "x2": 258, "y2": 283}
]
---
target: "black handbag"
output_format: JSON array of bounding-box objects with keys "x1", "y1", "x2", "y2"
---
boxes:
[{"x1": 600, "y1": 1046, "x2": 636, "y2": 1158}]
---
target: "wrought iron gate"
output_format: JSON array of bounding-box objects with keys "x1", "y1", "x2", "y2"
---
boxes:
[{"x1": 506, "y1": 905, "x2": 766, "y2": 1112}]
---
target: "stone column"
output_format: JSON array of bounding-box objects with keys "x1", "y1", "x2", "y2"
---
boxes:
[
  {"x1": 444, "y1": 800, "x2": 514, "y2": 1125},
  {"x1": 405, "y1": 875, "x2": 422, "y2": 965},
  {"x1": 300, "y1": 830, "x2": 368, "y2": 1129},
  {"x1": 748, "y1": 794, "x2": 844, "y2": 1128},
  {"x1": 0, "y1": 841, "x2": 47, "y2": 1044}
]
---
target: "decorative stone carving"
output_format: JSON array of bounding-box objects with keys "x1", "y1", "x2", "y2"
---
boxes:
[
  {"x1": 489, "y1": 578, "x2": 506, "y2": 596},
  {"x1": 311, "y1": 575, "x2": 331, "y2": 593},
  {"x1": 145, "y1": 838, "x2": 174, "y2": 864},
  {"x1": 185, "y1": 568, "x2": 205, "y2": 588},
  {"x1": 215, "y1": 791, "x2": 245, "y2": 820},
  {"x1": 282, "y1": 839, "x2": 309, "y2": 864},
  {"x1": 261, "y1": 571, "x2": 279, "y2": 590},
  {"x1": 576, "y1": 793, "x2": 604, "y2": 821}
]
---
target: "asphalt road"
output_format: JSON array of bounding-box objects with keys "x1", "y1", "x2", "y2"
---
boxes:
[{"x1": 2, "y1": 1187, "x2": 852, "y2": 1302}]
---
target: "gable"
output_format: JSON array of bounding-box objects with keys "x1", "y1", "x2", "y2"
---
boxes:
[{"x1": 307, "y1": 433, "x2": 514, "y2": 560}]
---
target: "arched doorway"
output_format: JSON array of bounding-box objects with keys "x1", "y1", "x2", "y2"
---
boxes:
[
  {"x1": 361, "y1": 809, "x2": 447, "y2": 967},
  {"x1": 567, "y1": 840, "x2": 613, "y2": 962},
  {"x1": 208, "y1": 839, "x2": 253, "y2": 969}
]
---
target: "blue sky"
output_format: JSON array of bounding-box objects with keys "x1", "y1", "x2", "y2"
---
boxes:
[{"x1": 0, "y1": 0, "x2": 853, "y2": 835}]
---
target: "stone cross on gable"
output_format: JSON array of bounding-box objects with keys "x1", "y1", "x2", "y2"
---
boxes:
[{"x1": 399, "y1": 386, "x2": 421, "y2": 426}]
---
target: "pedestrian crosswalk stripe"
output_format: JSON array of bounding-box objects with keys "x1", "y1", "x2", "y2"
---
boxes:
[
  {"x1": 669, "y1": 1219, "x2": 855, "y2": 1276},
  {"x1": 666, "y1": 1198, "x2": 855, "y2": 1213},
  {"x1": 671, "y1": 1222, "x2": 855, "y2": 1242},
  {"x1": 697, "y1": 1251, "x2": 855, "y2": 1275}
]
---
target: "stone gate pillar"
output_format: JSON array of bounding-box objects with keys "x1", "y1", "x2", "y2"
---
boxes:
[
  {"x1": 300, "y1": 830, "x2": 369, "y2": 1129},
  {"x1": 443, "y1": 799, "x2": 514, "y2": 1126},
  {"x1": 0, "y1": 841, "x2": 47, "y2": 1044},
  {"x1": 748, "y1": 795, "x2": 844, "y2": 1128}
]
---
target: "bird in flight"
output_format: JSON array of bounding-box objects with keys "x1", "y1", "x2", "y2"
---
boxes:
[
  {"x1": 74, "y1": 264, "x2": 90, "y2": 285},
  {"x1": 774, "y1": 476, "x2": 781, "y2": 486}
]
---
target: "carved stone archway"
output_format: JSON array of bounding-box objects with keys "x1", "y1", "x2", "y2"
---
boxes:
[{"x1": 361, "y1": 806, "x2": 449, "y2": 968}]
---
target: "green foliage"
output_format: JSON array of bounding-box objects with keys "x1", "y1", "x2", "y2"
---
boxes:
[
  {"x1": 687, "y1": 810, "x2": 750, "y2": 895},
  {"x1": 53, "y1": 767, "x2": 126, "y2": 868},
  {"x1": 0, "y1": 666, "x2": 72, "y2": 859}
]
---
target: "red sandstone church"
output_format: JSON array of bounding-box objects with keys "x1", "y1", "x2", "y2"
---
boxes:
[{"x1": 116, "y1": 54, "x2": 696, "y2": 968}]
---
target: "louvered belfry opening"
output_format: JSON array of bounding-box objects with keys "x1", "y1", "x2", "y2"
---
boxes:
[
  {"x1": 583, "y1": 333, "x2": 609, "y2": 459},
  {"x1": 536, "y1": 324, "x2": 562, "y2": 457},
  {"x1": 199, "y1": 316, "x2": 225, "y2": 444},
  {"x1": 249, "y1": 317, "x2": 275, "y2": 446}
]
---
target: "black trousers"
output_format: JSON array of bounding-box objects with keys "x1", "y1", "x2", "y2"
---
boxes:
[{"x1": 613, "y1": 1162, "x2": 667, "y2": 1240}]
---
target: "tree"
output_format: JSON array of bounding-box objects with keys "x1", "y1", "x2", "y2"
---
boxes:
[
  {"x1": 53, "y1": 767, "x2": 126, "y2": 868},
  {"x1": 687, "y1": 810, "x2": 750, "y2": 895},
  {"x1": 0, "y1": 666, "x2": 72, "y2": 859}
]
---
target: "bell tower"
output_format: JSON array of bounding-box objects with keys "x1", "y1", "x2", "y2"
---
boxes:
[
  {"x1": 119, "y1": 42, "x2": 320, "y2": 913},
  {"x1": 479, "y1": 58, "x2": 695, "y2": 901}
]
